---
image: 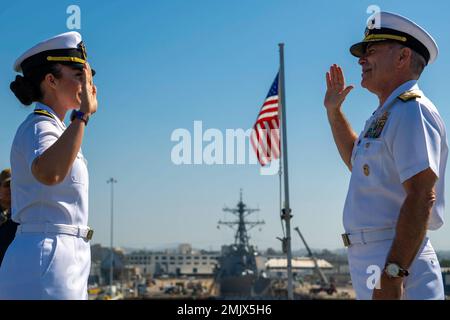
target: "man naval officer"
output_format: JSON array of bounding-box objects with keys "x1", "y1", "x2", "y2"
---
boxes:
[{"x1": 324, "y1": 12, "x2": 447, "y2": 299}]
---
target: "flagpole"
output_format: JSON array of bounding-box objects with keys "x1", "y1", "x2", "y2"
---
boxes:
[{"x1": 278, "y1": 43, "x2": 294, "y2": 300}]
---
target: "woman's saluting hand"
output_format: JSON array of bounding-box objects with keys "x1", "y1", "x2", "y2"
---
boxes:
[{"x1": 79, "y1": 62, "x2": 97, "y2": 116}]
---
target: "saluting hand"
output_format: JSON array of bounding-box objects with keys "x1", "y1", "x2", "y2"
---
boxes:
[
  {"x1": 79, "y1": 62, "x2": 98, "y2": 116},
  {"x1": 324, "y1": 64, "x2": 353, "y2": 112}
]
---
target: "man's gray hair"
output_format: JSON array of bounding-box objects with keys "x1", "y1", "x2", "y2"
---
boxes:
[
  {"x1": 389, "y1": 42, "x2": 426, "y2": 78},
  {"x1": 409, "y1": 49, "x2": 426, "y2": 77}
]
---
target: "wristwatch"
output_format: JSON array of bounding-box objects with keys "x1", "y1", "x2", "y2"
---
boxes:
[
  {"x1": 70, "y1": 110, "x2": 90, "y2": 126},
  {"x1": 384, "y1": 262, "x2": 409, "y2": 278}
]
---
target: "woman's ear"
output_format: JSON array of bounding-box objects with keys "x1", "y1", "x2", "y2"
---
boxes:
[{"x1": 44, "y1": 73, "x2": 58, "y2": 89}]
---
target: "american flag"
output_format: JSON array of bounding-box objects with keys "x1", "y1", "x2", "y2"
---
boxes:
[{"x1": 251, "y1": 73, "x2": 280, "y2": 166}]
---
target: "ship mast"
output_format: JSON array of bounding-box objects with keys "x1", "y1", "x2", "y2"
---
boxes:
[{"x1": 218, "y1": 189, "x2": 265, "y2": 248}]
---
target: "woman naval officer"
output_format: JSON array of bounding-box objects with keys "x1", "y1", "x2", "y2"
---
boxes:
[{"x1": 0, "y1": 31, "x2": 97, "y2": 299}]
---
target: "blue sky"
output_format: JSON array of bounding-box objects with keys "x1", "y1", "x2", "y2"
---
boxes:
[{"x1": 1, "y1": 0, "x2": 449, "y2": 252}]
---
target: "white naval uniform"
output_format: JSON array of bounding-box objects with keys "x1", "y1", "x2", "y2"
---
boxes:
[
  {"x1": 343, "y1": 80, "x2": 447, "y2": 300},
  {"x1": 0, "y1": 103, "x2": 91, "y2": 299}
]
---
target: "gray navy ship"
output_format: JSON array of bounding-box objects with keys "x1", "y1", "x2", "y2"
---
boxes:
[{"x1": 215, "y1": 190, "x2": 272, "y2": 298}]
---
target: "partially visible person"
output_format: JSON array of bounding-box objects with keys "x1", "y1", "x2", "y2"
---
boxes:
[{"x1": 0, "y1": 168, "x2": 18, "y2": 266}]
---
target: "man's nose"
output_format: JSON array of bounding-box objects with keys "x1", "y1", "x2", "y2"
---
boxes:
[{"x1": 358, "y1": 55, "x2": 367, "y2": 66}]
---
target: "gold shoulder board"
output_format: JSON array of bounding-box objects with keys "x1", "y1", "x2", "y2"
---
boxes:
[
  {"x1": 33, "y1": 109, "x2": 55, "y2": 120},
  {"x1": 398, "y1": 91, "x2": 421, "y2": 102}
]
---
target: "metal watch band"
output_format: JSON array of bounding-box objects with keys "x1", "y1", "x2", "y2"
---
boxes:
[{"x1": 385, "y1": 262, "x2": 409, "y2": 277}]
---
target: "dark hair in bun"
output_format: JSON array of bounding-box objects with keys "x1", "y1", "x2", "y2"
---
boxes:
[{"x1": 10, "y1": 64, "x2": 62, "y2": 106}]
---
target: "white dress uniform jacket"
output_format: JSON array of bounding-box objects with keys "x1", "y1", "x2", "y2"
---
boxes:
[
  {"x1": 0, "y1": 103, "x2": 91, "y2": 299},
  {"x1": 344, "y1": 80, "x2": 447, "y2": 232}
]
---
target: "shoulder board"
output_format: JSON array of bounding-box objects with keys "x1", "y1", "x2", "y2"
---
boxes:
[
  {"x1": 398, "y1": 91, "x2": 421, "y2": 102},
  {"x1": 34, "y1": 109, "x2": 56, "y2": 120}
]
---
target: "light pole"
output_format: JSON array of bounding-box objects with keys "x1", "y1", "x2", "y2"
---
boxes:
[{"x1": 107, "y1": 177, "x2": 117, "y2": 293}]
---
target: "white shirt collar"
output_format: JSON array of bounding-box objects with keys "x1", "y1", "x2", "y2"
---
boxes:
[
  {"x1": 376, "y1": 80, "x2": 420, "y2": 115},
  {"x1": 34, "y1": 102, "x2": 67, "y2": 130}
]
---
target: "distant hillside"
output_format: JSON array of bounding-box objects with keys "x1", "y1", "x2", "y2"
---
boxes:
[{"x1": 437, "y1": 251, "x2": 450, "y2": 259}]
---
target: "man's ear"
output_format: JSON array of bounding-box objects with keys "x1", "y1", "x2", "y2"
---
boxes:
[{"x1": 398, "y1": 47, "x2": 412, "y2": 68}]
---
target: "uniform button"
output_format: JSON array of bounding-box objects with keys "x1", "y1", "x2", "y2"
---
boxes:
[
  {"x1": 365, "y1": 142, "x2": 370, "y2": 148},
  {"x1": 363, "y1": 164, "x2": 370, "y2": 176}
]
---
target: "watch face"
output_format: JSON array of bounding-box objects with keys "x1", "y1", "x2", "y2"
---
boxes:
[{"x1": 386, "y1": 263, "x2": 400, "y2": 277}]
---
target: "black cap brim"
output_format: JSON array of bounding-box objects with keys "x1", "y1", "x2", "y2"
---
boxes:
[
  {"x1": 350, "y1": 39, "x2": 396, "y2": 58},
  {"x1": 349, "y1": 42, "x2": 366, "y2": 58},
  {"x1": 68, "y1": 63, "x2": 96, "y2": 76}
]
